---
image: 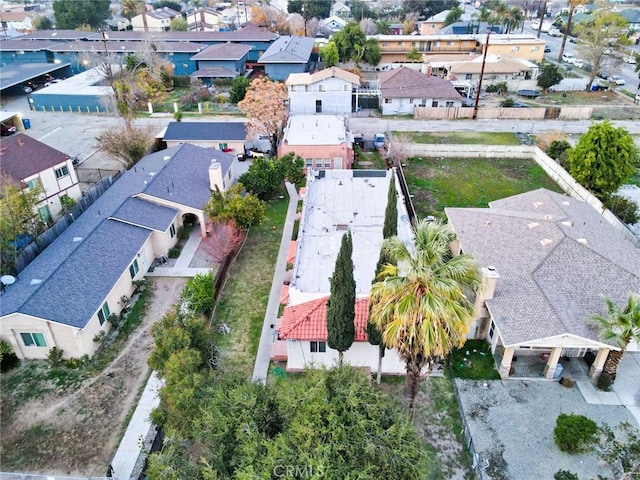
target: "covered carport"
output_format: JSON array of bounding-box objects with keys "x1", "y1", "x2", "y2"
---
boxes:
[
  {"x1": 0, "y1": 111, "x2": 26, "y2": 133},
  {"x1": 0, "y1": 62, "x2": 72, "y2": 103}
]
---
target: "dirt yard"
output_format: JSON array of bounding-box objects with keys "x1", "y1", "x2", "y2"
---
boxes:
[{"x1": 0, "y1": 277, "x2": 185, "y2": 476}]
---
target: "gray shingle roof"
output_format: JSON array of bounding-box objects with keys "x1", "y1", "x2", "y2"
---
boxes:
[
  {"x1": 0, "y1": 143, "x2": 217, "y2": 328},
  {"x1": 111, "y1": 197, "x2": 178, "y2": 231},
  {"x1": 446, "y1": 189, "x2": 640, "y2": 347},
  {"x1": 191, "y1": 42, "x2": 252, "y2": 60},
  {"x1": 163, "y1": 121, "x2": 246, "y2": 142},
  {"x1": 258, "y1": 35, "x2": 314, "y2": 64},
  {"x1": 143, "y1": 143, "x2": 232, "y2": 209}
]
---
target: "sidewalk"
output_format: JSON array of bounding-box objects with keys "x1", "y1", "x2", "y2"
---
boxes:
[
  {"x1": 146, "y1": 226, "x2": 212, "y2": 278},
  {"x1": 252, "y1": 182, "x2": 299, "y2": 384}
]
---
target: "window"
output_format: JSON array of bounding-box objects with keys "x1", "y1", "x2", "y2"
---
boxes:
[
  {"x1": 39, "y1": 205, "x2": 52, "y2": 224},
  {"x1": 315, "y1": 159, "x2": 322, "y2": 168},
  {"x1": 447, "y1": 41, "x2": 453, "y2": 46},
  {"x1": 97, "y1": 301, "x2": 111, "y2": 325},
  {"x1": 384, "y1": 98, "x2": 391, "y2": 104},
  {"x1": 54, "y1": 165, "x2": 69, "y2": 179},
  {"x1": 489, "y1": 321, "x2": 495, "y2": 339},
  {"x1": 305, "y1": 158, "x2": 313, "y2": 167},
  {"x1": 398, "y1": 41, "x2": 403, "y2": 46},
  {"x1": 218, "y1": 143, "x2": 228, "y2": 150},
  {"x1": 446, "y1": 101, "x2": 454, "y2": 107},
  {"x1": 170, "y1": 224, "x2": 176, "y2": 238},
  {"x1": 319, "y1": 85, "x2": 326, "y2": 92},
  {"x1": 310, "y1": 341, "x2": 326, "y2": 353},
  {"x1": 26, "y1": 179, "x2": 40, "y2": 190},
  {"x1": 305, "y1": 85, "x2": 311, "y2": 92},
  {"x1": 532, "y1": 46, "x2": 539, "y2": 51},
  {"x1": 324, "y1": 158, "x2": 331, "y2": 168},
  {"x1": 512, "y1": 46, "x2": 520, "y2": 52},
  {"x1": 343, "y1": 84, "x2": 349, "y2": 91},
  {"x1": 434, "y1": 41, "x2": 440, "y2": 47},
  {"x1": 465, "y1": 73, "x2": 473, "y2": 80},
  {"x1": 129, "y1": 259, "x2": 139, "y2": 279},
  {"x1": 432, "y1": 100, "x2": 439, "y2": 107},
  {"x1": 20, "y1": 332, "x2": 47, "y2": 347}
]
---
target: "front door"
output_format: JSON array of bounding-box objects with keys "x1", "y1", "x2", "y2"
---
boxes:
[{"x1": 316, "y1": 100, "x2": 322, "y2": 113}]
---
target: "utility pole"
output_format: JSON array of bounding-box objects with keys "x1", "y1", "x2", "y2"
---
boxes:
[
  {"x1": 100, "y1": 30, "x2": 113, "y2": 88},
  {"x1": 472, "y1": 29, "x2": 492, "y2": 120},
  {"x1": 558, "y1": 0, "x2": 577, "y2": 64},
  {"x1": 536, "y1": 0, "x2": 547, "y2": 38}
]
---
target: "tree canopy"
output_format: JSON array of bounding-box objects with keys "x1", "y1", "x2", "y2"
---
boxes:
[
  {"x1": 238, "y1": 154, "x2": 304, "y2": 200},
  {"x1": 327, "y1": 232, "x2": 356, "y2": 362},
  {"x1": 565, "y1": 121, "x2": 638, "y2": 199},
  {"x1": 52, "y1": 0, "x2": 111, "y2": 29},
  {"x1": 237, "y1": 77, "x2": 288, "y2": 155},
  {"x1": 332, "y1": 22, "x2": 381, "y2": 65},
  {"x1": 402, "y1": 0, "x2": 459, "y2": 20},
  {"x1": 369, "y1": 219, "x2": 482, "y2": 420},
  {"x1": 287, "y1": 0, "x2": 330, "y2": 21},
  {"x1": 443, "y1": 6, "x2": 464, "y2": 26},
  {"x1": 147, "y1": 366, "x2": 431, "y2": 479},
  {"x1": 170, "y1": 17, "x2": 188, "y2": 31},
  {"x1": 537, "y1": 63, "x2": 564, "y2": 92},
  {"x1": 575, "y1": 10, "x2": 628, "y2": 90},
  {"x1": 206, "y1": 184, "x2": 265, "y2": 228},
  {"x1": 320, "y1": 41, "x2": 339, "y2": 68},
  {"x1": 228, "y1": 76, "x2": 250, "y2": 103}
]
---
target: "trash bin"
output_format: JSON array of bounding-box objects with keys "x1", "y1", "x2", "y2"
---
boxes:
[
  {"x1": 22, "y1": 119, "x2": 31, "y2": 129},
  {"x1": 553, "y1": 363, "x2": 564, "y2": 380}
]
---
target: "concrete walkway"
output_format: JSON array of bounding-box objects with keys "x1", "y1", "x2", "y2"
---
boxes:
[
  {"x1": 111, "y1": 372, "x2": 164, "y2": 480},
  {"x1": 252, "y1": 182, "x2": 299, "y2": 384},
  {"x1": 576, "y1": 352, "x2": 640, "y2": 427},
  {"x1": 146, "y1": 226, "x2": 211, "y2": 278}
]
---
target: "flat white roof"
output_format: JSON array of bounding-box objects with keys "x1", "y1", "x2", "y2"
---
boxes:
[
  {"x1": 292, "y1": 169, "x2": 413, "y2": 295},
  {"x1": 30, "y1": 66, "x2": 115, "y2": 97},
  {"x1": 283, "y1": 114, "x2": 348, "y2": 146}
]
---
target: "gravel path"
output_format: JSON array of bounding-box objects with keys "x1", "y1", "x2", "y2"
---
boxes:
[{"x1": 455, "y1": 379, "x2": 636, "y2": 480}]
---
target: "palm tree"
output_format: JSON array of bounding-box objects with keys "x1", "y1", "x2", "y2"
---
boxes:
[
  {"x1": 369, "y1": 219, "x2": 482, "y2": 421},
  {"x1": 121, "y1": 0, "x2": 144, "y2": 21},
  {"x1": 588, "y1": 294, "x2": 640, "y2": 381}
]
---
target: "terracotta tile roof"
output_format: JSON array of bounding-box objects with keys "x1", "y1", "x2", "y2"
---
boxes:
[
  {"x1": 279, "y1": 284, "x2": 289, "y2": 305},
  {"x1": 279, "y1": 297, "x2": 370, "y2": 341},
  {"x1": 287, "y1": 240, "x2": 297, "y2": 264}
]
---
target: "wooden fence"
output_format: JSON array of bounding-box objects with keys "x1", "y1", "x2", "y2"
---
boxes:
[{"x1": 413, "y1": 106, "x2": 592, "y2": 120}]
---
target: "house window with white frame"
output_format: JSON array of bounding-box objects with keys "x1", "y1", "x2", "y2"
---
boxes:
[
  {"x1": 466, "y1": 73, "x2": 473, "y2": 80},
  {"x1": 384, "y1": 98, "x2": 391, "y2": 104},
  {"x1": 97, "y1": 301, "x2": 111, "y2": 325},
  {"x1": 305, "y1": 85, "x2": 311, "y2": 92},
  {"x1": 310, "y1": 341, "x2": 326, "y2": 353},
  {"x1": 432, "y1": 100, "x2": 438, "y2": 107},
  {"x1": 54, "y1": 165, "x2": 69, "y2": 179},
  {"x1": 324, "y1": 158, "x2": 331, "y2": 168},
  {"x1": 20, "y1": 332, "x2": 47, "y2": 347},
  {"x1": 319, "y1": 85, "x2": 326, "y2": 92},
  {"x1": 305, "y1": 158, "x2": 313, "y2": 167},
  {"x1": 446, "y1": 101, "x2": 454, "y2": 107},
  {"x1": 315, "y1": 159, "x2": 322, "y2": 168},
  {"x1": 129, "y1": 259, "x2": 139, "y2": 279},
  {"x1": 170, "y1": 224, "x2": 176, "y2": 238},
  {"x1": 26, "y1": 178, "x2": 40, "y2": 190}
]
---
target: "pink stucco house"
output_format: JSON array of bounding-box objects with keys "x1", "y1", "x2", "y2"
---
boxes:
[{"x1": 277, "y1": 114, "x2": 354, "y2": 170}]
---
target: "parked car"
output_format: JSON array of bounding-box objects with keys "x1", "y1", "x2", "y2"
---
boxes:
[
  {"x1": 44, "y1": 79, "x2": 63, "y2": 87},
  {"x1": 597, "y1": 70, "x2": 611, "y2": 80},
  {"x1": 623, "y1": 55, "x2": 637, "y2": 64},
  {"x1": 544, "y1": 45, "x2": 551, "y2": 53},
  {"x1": 374, "y1": 133, "x2": 385, "y2": 149},
  {"x1": 608, "y1": 75, "x2": 625, "y2": 86},
  {"x1": 1, "y1": 122, "x2": 17, "y2": 136},
  {"x1": 561, "y1": 53, "x2": 575, "y2": 63},
  {"x1": 569, "y1": 58, "x2": 586, "y2": 69},
  {"x1": 548, "y1": 28, "x2": 561, "y2": 37}
]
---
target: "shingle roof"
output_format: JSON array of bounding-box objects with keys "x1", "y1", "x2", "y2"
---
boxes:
[
  {"x1": 286, "y1": 66, "x2": 360, "y2": 86},
  {"x1": 0, "y1": 133, "x2": 70, "y2": 182},
  {"x1": 48, "y1": 40, "x2": 203, "y2": 53},
  {"x1": 378, "y1": 67, "x2": 462, "y2": 100},
  {"x1": 0, "y1": 143, "x2": 217, "y2": 328},
  {"x1": 0, "y1": 39, "x2": 62, "y2": 51},
  {"x1": 446, "y1": 189, "x2": 640, "y2": 347},
  {"x1": 143, "y1": 143, "x2": 233, "y2": 209},
  {"x1": 191, "y1": 42, "x2": 252, "y2": 60},
  {"x1": 279, "y1": 297, "x2": 370, "y2": 341},
  {"x1": 620, "y1": 8, "x2": 640, "y2": 24},
  {"x1": 258, "y1": 35, "x2": 314, "y2": 64},
  {"x1": 111, "y1": 197, "x2": 178, "y2": 231},
  {"x1": 163, "y1": 121, "x2": 247, "y2": 142}
]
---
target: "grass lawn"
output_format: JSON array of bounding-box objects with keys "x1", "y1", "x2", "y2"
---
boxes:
[
  {"x1": 354, "y1": 150, "x2": 386, "y2": 169},
  {"x1": 449, "y1": 340, "x2": 500, "y2": 380},
  {"x1": 400, "y1": 131, "x2": 521, "y2": 146},
  {"x1": 405, "y1": 156, "x2": 563, "y2": 218},
  {"x1": 214, "y1": 193, "x2": 288, "y2": 375}
]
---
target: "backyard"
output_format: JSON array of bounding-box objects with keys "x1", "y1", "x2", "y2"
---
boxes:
[{"x1": 404, "y1": 156, "x2": 563, "y2": 219}]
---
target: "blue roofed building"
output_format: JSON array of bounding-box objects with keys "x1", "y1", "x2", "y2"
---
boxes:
[
  {"x1": 163, "y1": 121, "x2": 247, "y2": 155},
  {"x1": 191, "y1": 42, "x2": 253, "y2": 82},
  {"x1": 258, "y1": 35, "x2": 315, "y2": 81},
  {"x1": 0, "y1": 143, "x2": 238, "y2": 360}
]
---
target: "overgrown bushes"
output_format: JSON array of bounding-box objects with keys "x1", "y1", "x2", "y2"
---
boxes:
[
  {"x1": 181, "y1": 272, "x2": 215, "y2": 318},
  {"x1": 554, "y1": 413, "x2": 598, "y2": 453}
]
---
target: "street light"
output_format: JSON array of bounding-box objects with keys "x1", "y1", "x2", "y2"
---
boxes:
[{"x1": 472, "y1": 29, "x2": 492, "y2": 120}]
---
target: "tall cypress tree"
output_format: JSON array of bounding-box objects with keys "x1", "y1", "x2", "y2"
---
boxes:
[
  {"x1": 369, "y1": 174, "x2": 398, "y2": 383},
  {"x1": 327, "y1": 232, "x2": 356, "y2": 363}
]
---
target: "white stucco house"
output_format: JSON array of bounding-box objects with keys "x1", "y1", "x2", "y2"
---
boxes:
[
  {"x1": 0, "y1": 144, "x2": 237, "y2": 360},
  {"x1": 272, "y1": 169, "x2": 413, "y2": 374},
  {"x1": 0, "y1": 133, "x2": 82, "y2": 224},
  {"x1": 286, "y1": 66, "x2": 360, "y2": 115},
  {"x1": 378, "y1": 66, "x2": 463, "y2": 115}
]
